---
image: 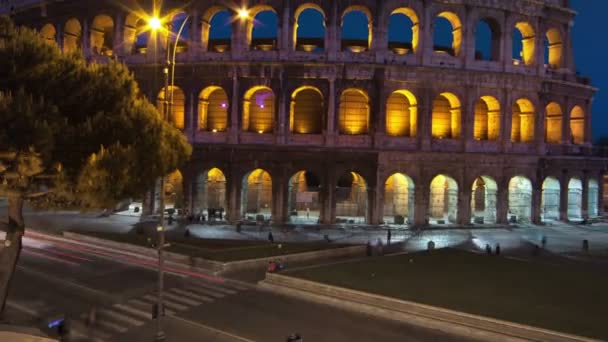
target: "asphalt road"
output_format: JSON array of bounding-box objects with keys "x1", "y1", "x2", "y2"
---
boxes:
[{"x1": 3, "y1": 232, "x2": 469, "y2": 342}]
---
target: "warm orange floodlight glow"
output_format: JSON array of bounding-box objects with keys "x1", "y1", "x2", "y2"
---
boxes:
[
  {"x1": 238, "y1": 8, "x2": 249, "y2": 19},
  {"x1": 149, "y1": 17, "x2": 162, "y2": 30}
]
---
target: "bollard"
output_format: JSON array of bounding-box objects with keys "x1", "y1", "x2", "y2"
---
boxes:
[
  {"x1": 485, "y1": 244, "x2": 492, "y2": 254},
  {"x1": 427, "y1": 240, "x2": 435, "y2": 250},
  {"x1": 582, "y1": 239, "x2": 589, "y2": 252},
  {"x1": 541, "y1": 235, "x2": 547, "y2": 248}
]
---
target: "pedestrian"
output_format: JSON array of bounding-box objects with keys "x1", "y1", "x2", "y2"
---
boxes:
[
  {"x1": 541, "y1": 235, "x2": 547, "y2": 248},
  {"x1": 485, "y1": 244, "x2": 492, "y2": 254},
  {"x1": 387, "y1": 229, "x2": 392, "y2": 245},
  {"x1": 366, "y1": 240, "x2": 372, "y2": 257},
  {"x1": 495, "y1": 243, "x2": 501, "y2": 255},
  {"x1": 306, "y1": 207, "x2": 310, "y2": 219},
  {"x1": 268, "y1": 231, "x2": 274, "y2": 243}
]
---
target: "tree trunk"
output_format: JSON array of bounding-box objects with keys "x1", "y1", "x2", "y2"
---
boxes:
[{"x1": 0, "y1": 193, "x2": 24, "y2": 316}]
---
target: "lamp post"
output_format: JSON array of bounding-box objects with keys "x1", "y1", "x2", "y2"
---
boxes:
[{"x1": 148, "y1": 13, "x2": 189, "y2": 341}]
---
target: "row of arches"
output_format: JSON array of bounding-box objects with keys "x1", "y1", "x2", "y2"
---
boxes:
[
  {"x1": 156, "y1": 85, "x2": 586, "y2": 144},
  {"x1": 166, "y1": 168, "x2": 600, "y2": 225},
  {"x1": 39, "y1": 6, "x2": 566, "y2": 68}
]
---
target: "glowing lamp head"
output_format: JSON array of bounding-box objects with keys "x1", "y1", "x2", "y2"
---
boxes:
[
  {"x1": 259, "y1": 104, "x2": 265, "y2": 109},
  {"x1": 212, "y1": 128, "x2": 218, "y2": 133},
  {"x1": 221, "y1": 103, "x2": 227, "y2": 108},
  {"x1": 149, "y1": 17, "x2": 162, "y2": 31},
  {"x1": 258, "y1": 130, "x2": 264, "y2": 134},
  {"x1": 238, "y1": 8, "x2": 249, "y2": 19}
]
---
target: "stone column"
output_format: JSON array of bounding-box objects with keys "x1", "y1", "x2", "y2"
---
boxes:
[
  {"x1": 320, "y1": 168, "x2": 336, "y2": 224},
  {"x1": 55, "y1": 21, "x2": 63, "y2": 51},
  {"x1": 496, "y1": 181, "x2": 509, "y2": 224},
  {"x1": 419, "y1": 90, "x2": 432, "y2": 151},
  {"x1": 531, "y1": 182, "x2": 542, "y2": 224},
  {"x1": 226, "y1": 167, "x2": 241, "y2": 223},
  {"x1": 367, "y1": 186, "x2": 380, "y2": 225},
  {"x1": 421, "y1": 2, "x2": 433, "y2": 65},
  {"x1": 189, "y1": 10, "x2": 201, "y2": 58},
  {"x1": 457, "y1": 187, "x2": 471, "y2": 225},
  {"x1": 113, "y1": 13, "x2": 124, "y2": 57},
  {"x1": 501, "y1": 90, "x2": 513, "y2": 152},
  {"x1": 559, "y1": 174, "x2": 568, "y2": 221},
  {"x1": 373, "y1": 17, "x2": 387, "y2": 63},
  {"x1": 584, "y1": 100, "x2": 593, "y2": 145},
  {"x1": 181, "y1": 169, "x2": 194, "y2": 213},
  {"x1": 581, "y1": 172, "x2": 589, "y2": 219},
  {"x1": 184, "y1": 89, "x2": 196, "y2": 137},
  {"x1": 279, "y1": 2, "x2": 290, "y2": 58},
  {"x1": 271, "y1": 169, "x2": 288, "y2": 224},
  {"x1": 82, "y1": 17, "x2": 90, "y2": 58},
  {"x1": 229, "y1": 70, "x2": 240, "y2": 143},
  {"x1": 462, "y1": 88, "x2": 475, "y2": 151},
  {"x1": 276, "y1": 77, "x2": 288, "y2": 144},
  {"x1": 327, "y1": 1, "x2": 339, "y2": 61},
  {"x1": 597, "y1": 172, "x2": 605, "y2": 216},
  {"x1": 413, "y1": 178, "x2": 429, "y2": 226},
  {"x1": 325, "y1": 75, "x2": 337, "y2": 146}
]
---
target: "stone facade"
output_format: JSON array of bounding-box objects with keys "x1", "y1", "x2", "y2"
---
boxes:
[{"x1": 5, "y1": 0, "x2": 607, "y2": 226}]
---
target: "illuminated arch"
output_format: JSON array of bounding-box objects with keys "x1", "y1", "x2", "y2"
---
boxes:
[
  {"x1": 545, "y1": 27, "x2": 563, "y2": 68},
  {"x1": 475, "y1": 18, "x2": 500, "y2": 61},
  {"x1": 429, "y1": 174, "x2": 459, "y2": 224},
  {"x1": 157, "y1": 86, "x2": 185, "y2": 130},
  {"x1": 90, "y1": 14, "x2": 114, "y2": 56},
  {"x1": 508, "y1": 176, "x2": 533, "y2": 223},
  {"x1": 336, "y1": 171, "x2": 368, "y2": 223},
  {"x1": 294, "y1": 4, "x2": 325, "y2": 51},
  {"x1": 165, "y1": 170, "x2": 184, "y2": 209},
  {"x1": 570, "y1": 105, "x2": 585, "y2": 144},
  {"x1": 513, "y1": 22, "x2": 535, "y2": 65},
  {"x1": 384, "y1": 173, "x2": 415, "y2": 224},
  {"x1": 588, "y1": 179, "x2": 599, "y2": 217},
  {"x1": 541, "y1": 177, "x2": 560, "y2": 221},
  {"x1": 198, "y1": 86, "x2": 228, "y2": 132},
  {"x1": 246, "y1": 6, "x2": 278, "y2": 51},
  {"x1": 194, "y1": 168, "x2": 227, "y2": 219},
  {"x1": 567, "y1": 178, "x2": 583, "y2": 220},
  {"x1": 434, "y1": 11, "x2": 462, "y2": 56},
  {"x1": 124, "y1": 13, "x2": 148, "y2": 54},
  {"x1": 473, "y1": 96, "x2": 500, "y2": 141},
  {"x1": 341, "y1": 6, "x2": 372, "y2": 52},
  {"x1": 243, "y1": 86, "x2": 275, "y2": 133},
  {"x1": 242, "y1": 169, "x2": 273, "y2": 220},
  {"x1": 63, "y1": 18, "x2": 82, "y2": 53},
  {"x1": 432, "y1": 92, "x2": 461, "y2": 139},
  {"x1": 339, "y1": 88, "x2": 369, "y2": 135},
  {"x1": 471, "y1": 176, "x2": 498, "y2": 224},
  {"x1": 545, "y1": 102, "x2": 563, "y2": 144},
  {"x1": 290, "y1": 86, "x2": 324, "y2": 134},
  {"x1": 288, "y1": 170, "x2": 322, "y2": 224},
  {"x1": 511, "y1": 98, "x2": 535, "y2": 143},
  {"x1": 202, "y1": 7, "x2": 233, "y2": 52},
  {"x1": 386, "y1": 90, "x2": 417, "y2": 137},
  {"x1": 388, "y1": 7, "x2": 419, "y2": 54},
  {"x1": 40, "y1": 23, "x2": 56, "y2": 46}
]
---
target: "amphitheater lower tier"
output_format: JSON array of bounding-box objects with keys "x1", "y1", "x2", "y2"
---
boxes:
[{"x1": 144, "y1": 145, "x2": 606, "y2": 227}]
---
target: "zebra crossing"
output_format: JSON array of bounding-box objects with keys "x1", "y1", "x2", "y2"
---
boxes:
[{"x1": 68, "y1": 280, "x2": 247, "y2": 342}]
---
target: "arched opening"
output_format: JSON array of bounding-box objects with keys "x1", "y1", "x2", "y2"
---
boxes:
[
  {"x1": 194, "y1": 168, "x2": 227, "y2": 221},
  {"x1": 508, "y1": 176, "x2": 532, "y2": 223},
  {"x1": 432, "y1": 92, "x2": 461, "y2": 139},
  {"x1": 545, "y1": 28, "x2": 563, "y2": 68},
  {"x1": 386, "y1": 90, "x2": 417, "y2": 137},
  {"x1": 475, "y1": 18, "x2": 500, "y2": 61},
  {"x1": 241, "y1": 169, "x2": 272, "y2": 221},
  {"x1": 567, "y1": 178, "x2": 583, "y2": 220},
  {"x1": 124, "y1": 13, "x2": 148, "y2": 54},
  {"x1": 341, "y1": 7, "x2": 372, "y2": 52},
  {"x1": 288, "y1": 171, "x2": 321, "y2": 224},
  {"x1": 429, "y1": 174, "x2": 458, "y2": 224},
  {"x1": 336, "y1": 172, "x2": 368, "y2": 224},
  {"x1": 205, "y1": 8, "x2": 232, "y2": 52},
  {"x1": 388, "y1": 8, "x2": 419, "y2": 55},
  {"x1": 588, "y1": 179, "x2": 599, "y2": 217},
  {"x1": 545, "y1": 102, "x2": 563, "y2": 144},
  {"x1": 513, "y1": 22, "x2": 535, "y2": 65},
  {"x1": 90, "y1": 15, "x2": 114, "y2": 56},
  {"x1": 474, "y1": 96, "x2": 500, "y2": 141},
  {"x1": 40, "y1": 23, "x2": 56, "y2": 46},
  {"x1": 570, "y1": 105, "x2": 585, "y2": 144},
  {"x1": 384, "y1": 173, "x2": 414, "y2": 224},
  {"x1": 198, "y1": 86, "x2": 228, "y2": 132},
  {"x1": 433, "y1": 12, "x2": 462, "y2": 56},
  {"x1": 157, "y1": 86, "x2": 185, "y2": 130},
  {"x1": 290, "y1": 86, "x2": 324, "y2": 134},
  {"x1": 249, "y1": 7, "x2": 278, "y2": 51},
  {"x1": 63, "y1": 18, "x2": 82, "y2": 53},
  {"x1": 243, "y1": 86, "x2": 275, "y2": 134},
  {"x1": 541, "y1": 177, "x2": 560, "y2": 222},
  {"x1": 511, "y1": 98, "x2": 535, "y2": 143},
  {"x1": 471, "y1": 176, "x2": 497, "y2": 224},
  {"x1": 339, "y1": 88, "x2": 369, "y2": 135},
  {"x1": 165, "y1": 170, "x2": 184, "y2": 210},
  {"x1": 294, "y1": 5, "x2": 325, "y2": 52}
]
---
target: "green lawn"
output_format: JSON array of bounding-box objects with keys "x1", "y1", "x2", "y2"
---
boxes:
[
  {"x1": 287, "y1": 249, "x2": 608, "y2": 340},
  {"x1": 71, "y1": 230, "x2": 350, "y2": 262}
]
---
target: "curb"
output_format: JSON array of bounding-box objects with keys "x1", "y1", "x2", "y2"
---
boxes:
[{"x1": 258, "y1": 273, "x2": 600, "y2": 342}]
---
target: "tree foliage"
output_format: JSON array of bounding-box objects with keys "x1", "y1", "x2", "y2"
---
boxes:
[{"x1": 0, "y1": 16, "x2": 192, "y2": 208}]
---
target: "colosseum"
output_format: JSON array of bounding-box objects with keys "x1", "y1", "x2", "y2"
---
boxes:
[{"x1": 3, "y1": 0, "x2": 607, "y2": 227}]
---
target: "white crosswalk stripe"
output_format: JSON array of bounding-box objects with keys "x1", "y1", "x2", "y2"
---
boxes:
[
  {"x1": 142, "y1": 294, "x2": 188, "y2": 311},
  {"x1": 112, "y1": 303, "x2": 152, "y2": 321},
  {"x1": 128, "y1": 298, "x2": 176, "y2": 316},
  {"x1": 186, "y1": 282, "x2": 237, "y2": 295},
  {"x1": 169, "y1": 288, "x2": 214, "y2": 302},
  {"x1": 163, "y1": 291, "x2": 207, "y2": 306},
  {"x1": 98, "y1": 308, "x2": 145, "y2": 326},
  {"x1": 71, "y1": 319, "x2": 113, "y2": 341},
  {"x1": 182, "y1": 284, "x2": 227, "y2": 298}
]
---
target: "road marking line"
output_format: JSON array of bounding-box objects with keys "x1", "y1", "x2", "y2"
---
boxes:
[
  {"x1": 128, "y1": 299, "x2": 176, "y2": 316},
  {"x1": 142, "y1": 294, "x2": 188, "y2": 311},
  {"x1": 169, "y1": 288, "x2": 214, "y2": 301},
  {"x1": 6, "y1": 300, "x2": 40, "y2": 317},
  {"x1": 98, "y1": 308, "x2": 145, "y2": 326},
  {"x1": 69, "y1": 328, "x2": 106, "y2": 342},
  {"x1": 96, "y1": 318, "x2": 128, "y2": 333},
  {"x1": 186, "y1": 282, "x2": 237, "y2": 295},
  {"x1": 163, "y1": 291, "x2": 207, "y2": 305},
  {"x1": 166, "y1": 315, "x2": 255, "y2": 342},
  {"x1": 112, "y1": 303, "x2": 152, "y2": 321},
  {"x1": 180, "y1": 285, "x2": 226, "y2": 298}
]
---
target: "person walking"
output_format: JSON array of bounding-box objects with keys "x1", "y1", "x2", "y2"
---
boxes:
[{"x1": 387, "y1": 229, "x2": 392, "y2": 245}]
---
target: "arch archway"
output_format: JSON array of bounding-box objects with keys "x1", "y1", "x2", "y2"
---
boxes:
[
  {"x1": 204, "y1": 8, "x2": 232, "y2": 52},
  {"x1": 511, "y1": 98, "x2": 535, "y2": 143},
  {"x1": 545, "y1": 28, "x2": 563, "y2": 68},
  {"x1": 288, "y1": 171, "x2": 321, "y2": 224},
  {"x1": 429, "y1": 174, "x2": 458, "y2": 224},
  {"x1": 384, "y1": 173, "x2": 414, "y2": 224},
  {"x1": 124, "y1": 13, "x2": 148, "y2": 54},
  {"x1": 194, "y1": 168, "x2": 227, "y2": 221},
  {"x1": 157, "y1": 86, "x2": 185, "y2": 129},
  {"x1": 567, "y1": 178, "x2": 583, "y2": 220},
  {"x1": 341, "y1": 6, "x2": 372, "y2": 52},
  {"x1": 336, "y1": 172, "x2": 368, "y2": 224},
  {"x1": 475, "y1": 18, "x2": 500, "y2": 61},
  {"x1": 339, "y1": 88, "x2": 369, "y2": 135},
  {"x1": 294, "y1": 5, "x2": 325, "y2": 52},
  {"x1": 243, "y1": 86, "x2": 275, "y2": 133},
  {"x1": 165, "y1": 170, "x2": 184, "y2": 210},
  {"x1": 474, "y1": 96, "x2": 500, "y2": 141},
  {"x1": 588, "y1": 179, "x2": 599, "y2": 217},
  {"x1": 541, "y1": 177, "x2": 560, "y2": 221},
  {"x1": 249, "y1": 7, "x2": 278, "y2": 51},
  {"x1": 198, "y1": 86, "x2": 228, "y2": 132},
  {"x1": 290, "y1": 87, "x2": 324, "y2": 134},
  {"x1": 513, "y1": 22, "x2": 535, "y2": 65},
  {"x1": 545, "y1": 102, "x2": 563, "y2": 143},
  {"x1": 241, "y1": 169, "x2": 272, "y2": 220},
  {"x1": 508, "y1": 176, "x2": 533, "y2": 223},
  {"x1": 432, "y1": 92, "x2": 461, "y2": 139},
  {"x1": 386, "y1": 90, "x2": 417, "y2": 137},
  {"x1": 63, "y1": 18, "x2": 82, "y2": 53},
  {"x1": 471, "y1": 176, "x2": 497, "y2": 224},
  {"x1": 40, "y1": 23, "x2": 56, "y2": 45},
  {"x1": 90, "y1": 15, "x2": 114, "y2": 55},
  {"x1": 388, "y1": 8, "x2": 419, "y2": 54},
  {"x1": 434, "y1": 12, "x2": 462, "y2": 56},
  {"x1": 570, "y1": 106, "x2": 585, "y2": 144}
]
